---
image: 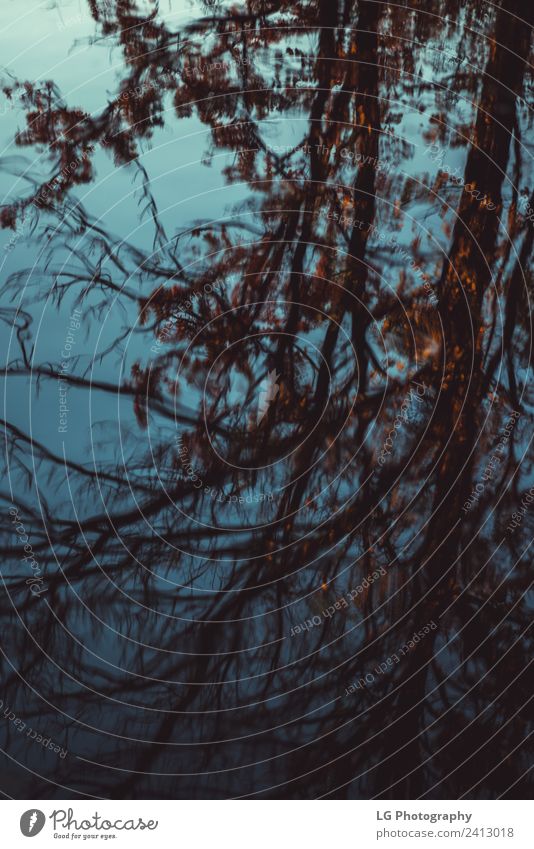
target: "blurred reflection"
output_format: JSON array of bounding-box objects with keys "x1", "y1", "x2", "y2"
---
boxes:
[{"x1": 0, "y1": 0, "x2": 533, "y2": 799}]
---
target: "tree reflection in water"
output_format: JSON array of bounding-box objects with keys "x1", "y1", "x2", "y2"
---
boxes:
[{"x1": 0, "y1": 0, "x2": 533, "y2": 799}]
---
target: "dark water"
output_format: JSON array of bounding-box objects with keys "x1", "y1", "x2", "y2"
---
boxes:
[{"x1": 0, "y1": 0, "x2": 533, "y2": 799}]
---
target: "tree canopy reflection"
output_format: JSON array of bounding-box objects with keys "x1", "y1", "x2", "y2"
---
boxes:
[{"x1": 1, "y1": 0, "x2": 533, "y2": 799}]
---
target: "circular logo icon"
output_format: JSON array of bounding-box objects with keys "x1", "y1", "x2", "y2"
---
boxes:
[{"x1": 20, "y1": 810, "x2": 46, "y2": 837}]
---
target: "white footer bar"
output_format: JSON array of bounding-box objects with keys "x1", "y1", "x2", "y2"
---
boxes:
[{"x1": 4, "y1": 799, "x2": 531, "y2": 848}]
